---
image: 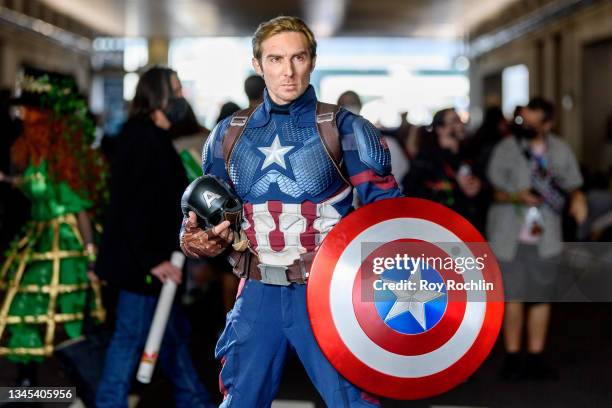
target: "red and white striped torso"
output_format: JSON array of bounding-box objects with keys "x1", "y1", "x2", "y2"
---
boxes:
[{"x1": 242, "y1": 187, "x2": 352, "y2": 266}]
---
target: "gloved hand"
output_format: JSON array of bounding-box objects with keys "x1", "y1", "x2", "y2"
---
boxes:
[{"x1": 180, "y1": 211, "x2": 234, "y2": 258}]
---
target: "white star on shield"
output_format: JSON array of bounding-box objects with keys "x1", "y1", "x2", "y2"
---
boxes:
[
  {"x1": 382, "y1": 264, "x2": 444, "y2": 330},
  {"x1": 258, "y1": 135, "x2": 295, "y2": 170}
]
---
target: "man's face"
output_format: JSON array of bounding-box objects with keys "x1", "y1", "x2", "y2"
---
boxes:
[
  {"x1": 522, "y1": 108, "x2": 551, "y2": 137},
  {"x1": 252, "y1": 31, "x2": 316, "y2": 105}
]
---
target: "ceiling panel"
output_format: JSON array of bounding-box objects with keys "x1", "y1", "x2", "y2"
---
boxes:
[{"x1": 38, "y1": 0, "x2": 519, "y2": 38}]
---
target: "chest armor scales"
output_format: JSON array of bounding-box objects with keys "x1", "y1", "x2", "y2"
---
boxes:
[{"x1": 227, "y1": 118, "x2": 341, "y2": 201}]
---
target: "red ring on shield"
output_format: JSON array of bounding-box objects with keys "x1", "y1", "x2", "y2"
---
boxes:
[
  {"x1": 307, "y1": 198, "x2": 504, "y2": 400},
  {"x1": 352, "y1": 239, "x2": 467, "y2": 356}
]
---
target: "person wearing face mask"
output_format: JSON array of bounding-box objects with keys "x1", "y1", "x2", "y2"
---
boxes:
[
  {"x1": 94, "y1": 66, "x2": 215, "y2": 408},
  {"x1": 402, "y1": 108, "x2": 486, "y2": 231},
  {"x1": 169, "y1": 90, "x2": 211, "y2": 181},
  {"x1": 169, "y1": 98, "x2": 209, "y2": 142},
  {"x1": 487, "y1": 97, "x2": 586, "y2": 381}
]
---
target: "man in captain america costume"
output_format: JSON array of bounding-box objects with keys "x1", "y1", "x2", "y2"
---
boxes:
[{"x1": 180, "y1": 16, "x2": 401, "y2": 407}]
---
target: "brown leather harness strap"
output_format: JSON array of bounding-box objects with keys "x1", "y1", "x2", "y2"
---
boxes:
[
  {"x1": 222, "y1": 101, "x2": 352, "y2": 283},
  {"x1": 315, "y1": 102, "x2": 351, "y2": 186},
  {"x1": 222, "y1": 105, "x2": 258, "y2": 177},
  {"x1": 222, "y1": 102, "x2": 350, "y2": 187}
]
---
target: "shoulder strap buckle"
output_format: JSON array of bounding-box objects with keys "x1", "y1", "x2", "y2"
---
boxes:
[
  {"x1": 230, "y1": 115, "x2": 249, "y2": 126},
  {"x1": 316, "y1": 112, "x2": 334, "y2": 123}
]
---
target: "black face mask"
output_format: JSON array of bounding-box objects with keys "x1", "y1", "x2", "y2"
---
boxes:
[
  {"x1": 510, "y1": 122, "x2": 538, "y2": 140},
  {"x1": 164, "y1": 97, "x2": 189, "y2": 126}
]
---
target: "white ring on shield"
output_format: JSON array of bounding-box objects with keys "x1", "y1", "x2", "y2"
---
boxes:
[{"x1": 329, "y1": 218, "x2": 487, "y2": 378}]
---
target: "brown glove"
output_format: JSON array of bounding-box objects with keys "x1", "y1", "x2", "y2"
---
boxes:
[{"x1": 180, "y1": 211, "x2": 234, "y2": 258}]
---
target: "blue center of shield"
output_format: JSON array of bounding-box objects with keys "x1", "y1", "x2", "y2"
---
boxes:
[{"x1": 373, "y1": 262, "x2": 447, "y2": 334}]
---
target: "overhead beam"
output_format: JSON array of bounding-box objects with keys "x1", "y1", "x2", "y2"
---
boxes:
[
  {"x1": 0, "y1": 6, "x2": 91, "y2": 54},
  {"x1": 468, "y1": 0, "x2": 600, "y2": 58}
]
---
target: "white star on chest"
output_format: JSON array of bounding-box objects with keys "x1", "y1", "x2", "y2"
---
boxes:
[
  {"x1": 258, "y1": 135, "x2": 295, "y2": 170},
  {"x1": 383, "y1": 265, "x2": 444, "y2": 330}
]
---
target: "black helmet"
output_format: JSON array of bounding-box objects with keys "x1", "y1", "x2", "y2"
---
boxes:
[{"x1": 181, "y1": 175, "x2": 242, "y2": 231}]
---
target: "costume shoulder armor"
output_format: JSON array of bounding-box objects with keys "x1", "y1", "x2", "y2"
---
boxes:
[
  {"x1": 201, "y1": 121, "x2": 227, "y2": 166},
  {"x1": 351, "y1": 116, "x2": 391, "y2": 175}
]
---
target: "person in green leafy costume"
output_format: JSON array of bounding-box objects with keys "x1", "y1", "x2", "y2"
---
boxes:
[{"x1": 0, "y1": 69, "x2": 106, "y2": 385}]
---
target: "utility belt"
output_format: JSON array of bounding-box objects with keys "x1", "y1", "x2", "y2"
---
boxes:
[{"x1": 227, "y1": 249, "x2": 315, "y2": 286}]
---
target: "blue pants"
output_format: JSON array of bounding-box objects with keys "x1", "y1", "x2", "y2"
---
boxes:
[
  {"x1": 215, "y1": 279, "x2": 380, "y2": 408},
  {"x1": 96, "y1": 290, "x2": 214, "y2": 408}
]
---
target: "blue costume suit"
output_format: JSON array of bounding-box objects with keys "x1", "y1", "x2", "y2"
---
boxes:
[{"x1": 202, "y1": 85, "x2": 401, "y2": 407}]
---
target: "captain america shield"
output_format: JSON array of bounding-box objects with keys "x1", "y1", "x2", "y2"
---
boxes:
[{"x1": 307, "y1": 197, "x2": 504, "y2": 400}]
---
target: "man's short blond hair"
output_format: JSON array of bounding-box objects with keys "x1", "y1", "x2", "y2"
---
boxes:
[{"x1": 252, "y1": 16, "x2": 317, "y2": 61}]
